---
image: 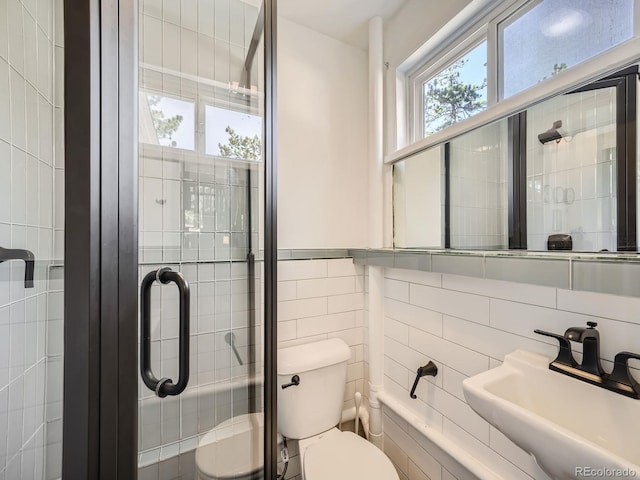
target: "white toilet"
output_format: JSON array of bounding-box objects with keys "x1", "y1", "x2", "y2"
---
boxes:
[
  {"x1": 278, "y1": 338, "x2": 399, "y2": 480},
  {"x1": 195, "y1": 413, "x2": 264, "y2": 480}
]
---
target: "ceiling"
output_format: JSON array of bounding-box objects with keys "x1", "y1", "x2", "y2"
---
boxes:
[{"x1": 278, "y1": 0, "x2": 408, "y2": 50}]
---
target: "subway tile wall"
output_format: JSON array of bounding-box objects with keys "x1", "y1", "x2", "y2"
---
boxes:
[
  {"x1": 380, "y1": 266, "x2": 640, "y2": 480},
  {"x1": 278, "y1": 258, "x2": 366, "y2": 413},
  {"x1": 526, "y1": 88, "x2": 617, "y2": 252},
  {"x1": 0, "y1": 0, "x2": 59, "y2": 478},
  {"x1": 276, "y1": 258, "x2": 367, "y2": 480}
]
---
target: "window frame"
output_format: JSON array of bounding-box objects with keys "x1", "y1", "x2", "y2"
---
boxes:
[
  {"x1": 406, "y1": 0, "x2": 640, "y2": 146},
  {"x1": 496, "y1": 0, "x2": 636, "y2": 100},
  {"x1": 198, "y1": 93, "x2": 263, "y2": 161},
  {"x1": 410, "y1": 29, "x2": 489, "y2": 140},
  {"x1": 139, "y1": 88, "x2": 198, "y2": 152}
]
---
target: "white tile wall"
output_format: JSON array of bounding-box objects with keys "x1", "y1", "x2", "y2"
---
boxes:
[
  {"x1": 277, "y1": 258, "x2": 366, "y2": 412},
  {"x1": 276, "y1": 258, "x2": 367, "y2": 480},
  {"x1": 380, "y1": 266, "x2": 640, "y2": 480},
  {"x1": 0, "y1": 0, "x2": 57, "y2": 478}
]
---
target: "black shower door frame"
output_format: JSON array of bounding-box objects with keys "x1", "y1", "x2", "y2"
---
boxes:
[{"x1": 62, "y1": 0, "x2": 278, "y2": 478}]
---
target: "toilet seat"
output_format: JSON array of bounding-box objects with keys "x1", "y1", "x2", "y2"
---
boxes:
[
  {"x1": 303, "y1": 430, "x2": 399, "y2": 480},
  {"x1": 196, "y1": 413, "x2": 263, "y2": 480}
]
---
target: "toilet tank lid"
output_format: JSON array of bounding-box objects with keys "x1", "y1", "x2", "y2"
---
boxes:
[{"x1": 278, "y1": 339, "x2": 351, "y2": 375}]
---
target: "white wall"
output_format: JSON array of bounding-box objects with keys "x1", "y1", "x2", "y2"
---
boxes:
[
  {"x1": 380, "y1": 266, "x2": 640, "y2": 480},
  {"x1": 277, "y1": 17, "x2": 369, "y2": 249},
  {"x1": 383, "y1": 0, "x2": 472, "y2": 153}
]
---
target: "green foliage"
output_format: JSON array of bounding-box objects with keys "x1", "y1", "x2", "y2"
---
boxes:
[
  {"x1": 218, "y1": 126, "x2": 262, "y2": 161},
  {"x1": 540, "y1": 63, "x2": 568, "y2": 82},
  {"x1": 148, "y1": 95, "x2": 183, "y2": 147},
  {"x1": 552, "y1": 63, "x2": 568, "y2": 76},
  {"x1": 423, "y1": 58, "x2": 487, "y2": 135}
]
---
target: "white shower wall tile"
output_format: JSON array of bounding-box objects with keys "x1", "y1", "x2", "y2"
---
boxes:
[
  {"x1": 0, "y1": 0, "x2": 58, "y2": 478},
  {"x1": 380, "y1": 266, "x2": 640, "y2": 480}
]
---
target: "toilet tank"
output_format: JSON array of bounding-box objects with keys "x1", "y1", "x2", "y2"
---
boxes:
[{"x1": 277, "y1": 338, "x2": 351, "y2": 439}]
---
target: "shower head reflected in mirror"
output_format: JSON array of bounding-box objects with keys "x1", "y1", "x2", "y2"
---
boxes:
[{"x1": 538, "y1": 120, "x2": 564, "y2": 144}]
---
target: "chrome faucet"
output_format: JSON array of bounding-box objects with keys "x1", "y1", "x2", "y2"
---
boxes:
[{"x1": 564, "y1": 321, "x2": 604, "y2": 376}]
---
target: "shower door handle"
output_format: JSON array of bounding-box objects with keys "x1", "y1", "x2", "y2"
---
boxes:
[{"x1": 140, "y1": 267, "x2": 190, "y2": 398}]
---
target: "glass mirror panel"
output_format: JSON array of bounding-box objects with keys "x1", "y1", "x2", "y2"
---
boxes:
[
  {"x1": 393, "y1": 146, "x2": 444, "y2": 248},
  {"x1": 526, "y1": 86, "x2": 617, "y2": 251},
  {"x1": 449, "y1": 119, "x2": 509, "y2": 249}
]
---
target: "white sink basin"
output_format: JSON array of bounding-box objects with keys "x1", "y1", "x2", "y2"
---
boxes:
[{"x1": 463, "y1": 350, "x2": 640, "y2": 480}]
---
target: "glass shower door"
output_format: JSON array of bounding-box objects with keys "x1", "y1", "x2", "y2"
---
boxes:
[{"x1": 136, "y1": 0, "x2": 266, "y2": 478}]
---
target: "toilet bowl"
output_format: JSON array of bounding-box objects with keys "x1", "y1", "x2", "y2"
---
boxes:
[
  {"x1": 299, "y1": 428, "x2": 399, "y2": 480},
  {"x1": 278, "y1": 339, "x2": 399, "y2": 480},
  {"x1": 195, "y1": 413, "x2": 263, "y2": 480}
]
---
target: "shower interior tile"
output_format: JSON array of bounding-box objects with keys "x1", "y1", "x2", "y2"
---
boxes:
[
  {"x1": 9, "y1": 70, "x2": 26, "y2": 151},
  {"x1": 0, "y1": 140, "x2": 10, "y2": 223},
  {"x1": 0, "y1": 0, "x2": 7, "y2": 62},
  {"x1": 37, "y1": 96, "x2": 52, "y2": 164},
  {"x1": 7, "y1": 375, "x2": 25, "y2": 459},
  {"x1": 228, "y1": 0, "x2": 244, "y2": 46},
  {"x1": 214, "y1": 38, "x2": 230, "y2": 84},
  {"x1": 176, "y1": 29, "x2": 197, "y2": 79},
  {"x1": 25, "y1": 155, "x2": 39, "y2": 225},
  {"x1": 162, "y1": 22, "x2": 180, "y2": 72},
  {"x1": 161, "y1": 396, "x2": 180, "y2": 445},
  {"x1": 7, "y1": 0, "x2": 24, "y2": 75},
  {"x1": 197, "y1": 33, "x2": 215, "y2": 80},
  {"x1": 180, "y1": 0, "x2": 198, "y2": 31},
  {"x1": 25, "y1": 85, "x2": 38, "y2": 157},
  {"x1": 214, "y1": 0, "x2": 230, "y2": 41},
  {"x1": 23, "y1": 10, "x2": 37, "y2": 87}
]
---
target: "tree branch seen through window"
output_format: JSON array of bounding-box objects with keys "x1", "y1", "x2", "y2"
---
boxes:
[
  {"x1": 218, "y1": 126, "x2": 262, "y2": 161},
  {"x1": 423, "y1": 58, "x2": 487, "y2": 136},
  {"x1": 148, "y1": 94, "x2": 184, "y2": 147}
]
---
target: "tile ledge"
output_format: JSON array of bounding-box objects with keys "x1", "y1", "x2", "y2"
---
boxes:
[{"x1": 350, "y1": 249, "x2": 640, "y2": 298}]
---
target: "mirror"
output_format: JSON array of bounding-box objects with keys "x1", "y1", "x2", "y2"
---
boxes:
[{"x1": 393, "y1": 66, "x2": 637, "y2": 253}]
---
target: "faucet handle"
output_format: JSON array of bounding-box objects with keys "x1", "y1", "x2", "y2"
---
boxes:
[
  {"x1": 606, "y1": 352, "x2": 640, "y2": 398},
  {"x1": 586, "y1": 321, "x2": 598, "y2": 328},
  {"x1": 534, "y1": 329, "x2": 577, "y2": 367}
]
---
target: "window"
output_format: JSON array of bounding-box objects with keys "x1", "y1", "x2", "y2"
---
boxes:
[
  {"x1": 500, "y1": 0, "x2": 634, "y2": 99},
  {"x1": 139, "y1": 92, "x2": 196, "y2": 150},
  {"x1": 418, "y1": 40, "x2": 488, "y2": 138},
  {"x1": 406, "y1": 0, "x2": 637, "y2": 143},
  {"x1": 204, "y1": 105, "x2": 263, "y2": 161}
]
